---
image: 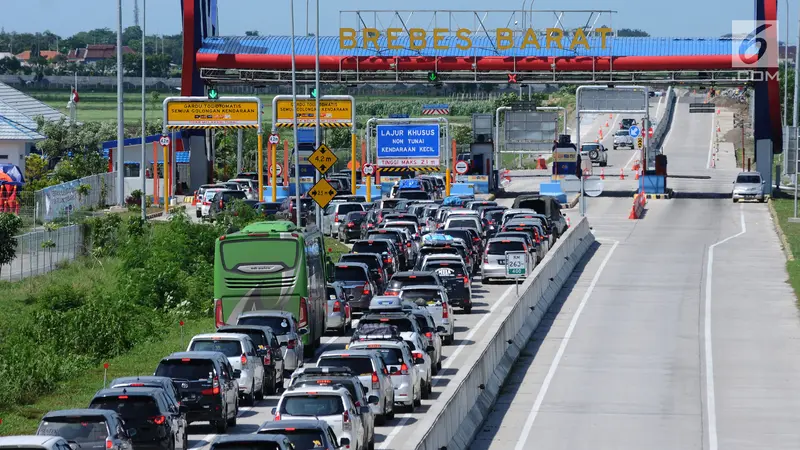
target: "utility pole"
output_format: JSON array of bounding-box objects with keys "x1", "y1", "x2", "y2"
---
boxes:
[
  {"x1": 134, "y1": 0, "x2": 140, "y2": 27},
  {"x1": 116, "y1": 0, "x2": 125, "y2": 206},
  {"x1": 315, "y1": 0, "x2": 322, "y2": 227},
  {"x1": 140, "y1": 0, "x2": 147, "y2": 220}
]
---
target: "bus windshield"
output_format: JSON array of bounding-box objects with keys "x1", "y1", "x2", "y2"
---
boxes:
[{"x1": 219, "y1": 239, "x2": 299, "y2": 270}]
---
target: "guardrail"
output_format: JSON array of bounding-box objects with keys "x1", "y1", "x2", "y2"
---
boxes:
[
  {"x1": 651, "y1": 86, "x2": 677, "y2": 151},
  {"x1": 405, "y1": 217, "x2": 595, "y2": 450}
]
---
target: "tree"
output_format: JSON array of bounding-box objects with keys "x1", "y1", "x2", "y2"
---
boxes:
[
  {"x1": 245, "y1": 31, "x2": 259, "y2": 36},
  {"x1": 451, "y1": 125, "x2": 473, "y2": 145},
  {"x1": 616, "y1": 28, "x2": 650, "y2": 37},
  {"x1": 0, "y1": 213, "x2": 24, "y2": 278}
]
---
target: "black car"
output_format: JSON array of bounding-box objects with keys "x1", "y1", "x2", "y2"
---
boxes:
[
  {"x1": 258, "y1": 419, "x2": 348, "y2": 450},
  {"x1": 209, "y1": 190, "x2": 248, "y2": 220},
  {"x1": 339, "y1": 252, "x2": 388, "y2": 294},
  {"x1": 216, "y1": 325, "x2": 285, "y2": 395},
  {"x1": 360, "y1": 209, "x2": 381, "y2": 238},
  {"x1": 418, "y1": 259, "x2": 472, "y2": 312},
  {"x1": 351, "y1": 239, "x2": 401, "y2": 275},
  {"x1": 210, "y1": 434, "x2": 293, "y2": 450},
  {"x1": 384, "y1": 271, "x2": 443, "y2": 296},
  {"x1": 154, "y1": 352, "x2": 239, "y2": 432},
  {"x1": 88, "y1": 387, "x2": 188, "y2": 450},
  {"x1": 37, "y1": 409, "x2": 134, "y2": 450},
  {"x1": 365, "y1": 229, "x2": 410, "y2": 270},
  {"x1": 255, "y1": 202, "x2": 282, "y2": 217},
  {"x1": 338, "y1": 210, "x2": 369, "y2": 243},
  {"x1": 439, "y1": 228, "x2": 482, "y2": 263},
  {"x1": 333, "y1": 262, "x2": 378, "y2": 312},
  {"x1": 108, "y1": 376, "x2": 183, "y2": 411}
]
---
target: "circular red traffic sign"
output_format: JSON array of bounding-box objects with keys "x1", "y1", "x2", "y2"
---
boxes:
[
  {"x1": 269, "y1": 164, "x2": 282, "y2": 176},
  {"x1": 159, "y1": 135, "x2": 171, "y2": 147},
  {"x1": 363, "y1": 163, "x2": 375, "y2": 175},
  {"x1": 268, "y1": 134, "x2": 280, "y2": 145},
  {"x1": 454, "y1": 160, "x2": 469, "y2": 175},
  {"x1": 648, "y1": 127, "x2": 654, "y2": 138}
]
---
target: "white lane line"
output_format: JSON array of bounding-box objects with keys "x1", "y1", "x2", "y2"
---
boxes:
[
  {"x1": 623, "y1": 147, "x2": 640, "y2": 171},
  {"x1": 706, "y1": 112, "x2": 716, "y2": 169},
  {"x1": 189, "y1": 404, "x2": 256, "y2": 449},
  {"x1": 704, "y1": 204, "x2": 746, "y2": 450},
  {"x1": 513, "y1": 241, "x2": 619, "y2": 450},
  {"x1": 377, "y1": 281, "x2": 519, "y2": 450},
  {"x1": 655, "y1": 95, "x2": 664, "y2": 121}
]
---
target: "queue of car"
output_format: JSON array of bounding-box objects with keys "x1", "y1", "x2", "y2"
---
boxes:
[{"x1": 9, "y1": 176, "x2": 567, "y2": 450}]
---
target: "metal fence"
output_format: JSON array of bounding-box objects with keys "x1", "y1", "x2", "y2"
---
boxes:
[
  {"x1": 0, "y1": 224, "x2": 84, "y2": 282},
  {"x1": 17, "y1": 172, "x2": 118, "y2": 227}
]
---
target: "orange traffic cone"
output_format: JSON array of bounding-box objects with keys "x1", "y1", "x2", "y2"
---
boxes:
[
  {"x1": 609, "y1": 114, "x2": 613, "y2": 119},
  {"x1": 619, "y1": 168, "x2": 626, "y2": 180},
  {"x1": 600, "y1": 168, "x2": 605, "y2": 179},
  {"x1": 599, "y1": 129, "x2": 603, "y2": 138},
  {"x1": 629, "y1": 205, "x2": 637, "y2": 219},
  {"x1": 191, "y1": 191, "x2": 198, "y2": 206},
  {"x1": 605, "y1": 120, "x2": 609, "y2": 127},
  {"x1": 634, "y1": 170, "x2": 640, "y2": 180}
]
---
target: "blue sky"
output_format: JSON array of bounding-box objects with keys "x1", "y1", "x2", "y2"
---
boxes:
[{"x1": 0, "y1": 0, "x2": 795, "y2": 41}]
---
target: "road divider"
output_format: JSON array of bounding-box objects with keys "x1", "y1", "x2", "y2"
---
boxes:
[{"x1": 404, "y1": 217, "x2": 595, "y2": 450}]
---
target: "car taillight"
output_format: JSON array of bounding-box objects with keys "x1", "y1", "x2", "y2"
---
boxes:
[
  {"x1": 214, "y1": 299, "x2": 225, "y2": 328},
  {"x1": 368, "y1": 223, "x2": 375, "y2": 228},
  {"x1": 384, "y1": 290, "x2": 398, "y2": 296},
  {"x1": 105, "y1": 439, "x2": 113, "y2": 449},
  {"x1": 483, "y1": 252, "x2": 489, "y2": 263},
  {"x1": 263, "y1": 350, "x2": 271, "y2": 365},
  {"x1": 566, "y1": 216, "x2": 571, "y2": 228},
  {"x1": 425, "y1": 331, "x2": 433, "y2": 339},
  {"x1": 362, "y1": 283, "x2": 371, "y2": 295},
  {"x1": 150, "y1": 416, "x2": 166, "y2": 425},
  {"x1": 241, "y1": 354, "x2": 247, "y2": 365},
  {"x1": 413, "y1": 351, "x2": 424, "y2": 360},
  {"x1": 372, "y1": 372, "x2": 380, "y2": 389},
  {"x1": 347, "y1": 221, "x2": 355, "y2": 227},
  {"x1": 287, "y1": 339, "x2": 297, "y2": 349},
  {"x1": 299, "y1": 297, "x2": 308, "y2": 328},
  {"x1": 407, "y1": 242, "x2": 412, "y2": 248},
  {"x1": 334, "y1": 213, "x2": 340, "y2": 223},
  {"x1": 219, "y1": 200, "x2": 224, "y2": 208},
  {"x1": 274, "y1": 412, "x2": 281, "y2": 421},
  {"x1": 522, "y1": 245, "x2": 528, "y2": 253},
  {"x1": 442, "y1": 306, "x2": 449, "y2": 319},
  {"x1": 473, "y1": 237, "x2": 481, "y2": 242},
  {"x1": 399, "y1": 363, "x2": 410, "y2": 375},
  {"x1": 385, "y1": 256, "x2": 393, "y2": 263},
  {"x1": 201, "y1": 377, "x2": 221, "y2": 395},
  {"x1": 342, "y1": 410, "x2": 351, "y2": 430},
  {"x1": 333, "y1": 301, "x2": 341, "y2": 312}
]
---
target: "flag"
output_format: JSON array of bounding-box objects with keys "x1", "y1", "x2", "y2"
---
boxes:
[{"x1": 71, "y1": 88, "x2": 80, "y2": 103}]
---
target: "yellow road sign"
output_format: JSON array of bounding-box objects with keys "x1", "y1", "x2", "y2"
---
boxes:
[
  {"x1": 308, "y1": 178, "x2": 337, "y2": 209},
  {"x1": 636, "y1": 137, "x2": 644, "y2": 149},
  {"x1": 166, "y1": 101, "x2": 260, "y2": 127},
  {"x1": 276, "y1": 99, "x2": 353, "y2": 124},
  {"x1": 308, "y1": 144, "x2": 338, "y2": 174}
]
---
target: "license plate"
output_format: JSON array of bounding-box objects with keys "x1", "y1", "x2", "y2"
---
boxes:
[{"x1": 498, "y1": 259, "x2": 505, "y2": 265}]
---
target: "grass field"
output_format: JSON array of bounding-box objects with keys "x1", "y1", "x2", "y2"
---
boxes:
[{"x1": 769, "y1": 197, "x2": 800, "y2": 301}]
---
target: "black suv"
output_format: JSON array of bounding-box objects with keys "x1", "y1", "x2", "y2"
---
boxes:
[
  {"x1": 216, "y1": 325, "x2": 285, "y2": 395},
  {"x1": 338, "y1": 253, "x2": 388, "y2": 294},
  {"x1": 338, "y1": 211, "x2": 369, "y2": 243},
  {"x1": 109, "y1": 376, "x2": 183, "y2": 412},
  {"x1": 418, "y1": 259, "x2": 472, "y2": 313},
  {"x1": 154, "y1": 351, "x2": 240, "y2": 433},
  {"x1": 209, "y1": 190, "x2": 248, "y2": 220},
  {"x1": 88, "y1": 387, "x2": 188, "y2": 450},
  {"x1": 620, "y1": 118, "x2": 637, "y2": 130},
  {"x1": 333, "y1": 262, "x2": 378, "y2": 312},
  {"x1": 384, "y1": 271, "x2": 443, "y2": 296}
]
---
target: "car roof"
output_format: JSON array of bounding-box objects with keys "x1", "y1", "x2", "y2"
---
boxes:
[
  {"x1": 320, "y1": 349, "x2": 380, "y2": 358},
  {"x1": 391, "y1": 270, "x2": 438, "y2": 278},
  {"x1": 190, "y1": 333, "x2": 251, "y2": 342},
  {"x1": 258, "y1": 419, "x2": 331, "y2": 431},
  {"x1": 217, "y1": 325, "x2": 272, "y2": 335},
  {"x1": 0, "y1": 436, "x2": 67, "y2": 447},
  {"x1": 41, "y1": 409, "x2": 119, "y2": 420},
  {"x1": 349, "y1": 340, "x2": 405, "y2": 349},
  {"x1": 335, "y1": 261, "x2": 370, "y2": 270},
  {"x1": 213, "y1": 434, "x2": 292, "y2": 445},
  {"x1": 109, "y1": 376, "x2": 175, "y2": 387},
  {"x1": 92, "y1": 387, "x2": 162, "y2": 397},
  {"x1": 164, "y1": 351, "x2": 227, "y2": 361},
  {"x1": 489, "y1": 236, "x2": 527, "y2": 243},
  {"x1": 238, "y1": 310, "x2": 294, "y2": 319},
  {"x1": 400, "y1": 284, "x2": 445, "y2": 291}
]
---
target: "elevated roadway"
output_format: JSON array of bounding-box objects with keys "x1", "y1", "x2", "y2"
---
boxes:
[{"x1": 471, "y1": 95, "x2": 800, "y2": 449}]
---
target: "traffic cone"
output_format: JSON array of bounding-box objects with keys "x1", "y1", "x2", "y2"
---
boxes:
[
  {"x1": 605, "y1": 120, "x2": 609, "y2": 127},
  {"x1": 619, "y1": 168, "x2": 626, "y2": 180},
  {"x1": 629, "y1": 206, "x2": 637, "y2": 219},
  {"x1": 599, "y1": 129, "x2": 603, "y2": 138},
  {"x1": 609, "y1": 114, "x2": 613, "y2": 119},
  {"x1": 594, "y1": 138, "x2": 599, "y2": 143},
  {"x1": 634, "y1": 170, "x2": 640, "y2": 180},
  {"x1": 600, "y1": 168, "x2": 605, "y2": 179}
]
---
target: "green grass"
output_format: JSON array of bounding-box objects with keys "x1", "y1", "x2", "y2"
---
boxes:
[
  {"x1": 325, "y1": 237, "x2": 349, "y2": 262},
  {"x1": 0, "y1": 316, "x2": 214, "y2": 436},
  {"x1": 769, "y1": 198, "x2": 800, "y2": 300}
]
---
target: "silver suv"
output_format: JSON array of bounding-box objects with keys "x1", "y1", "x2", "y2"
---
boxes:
[
  {"x1": 580, "y1": 143, "x2": 608, "y2": 167},
  {"x1": 186, "y1": 333, "x2": 266, "y2": 405},
  {"x1": 316, "y1": 350, "x2": 396, "y2": 423},
  {"x1": 613, "y1": 130, "x2": 634, "y2": 149}
]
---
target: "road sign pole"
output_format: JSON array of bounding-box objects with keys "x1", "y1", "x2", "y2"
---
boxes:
[
  {"x1": 366, "y1": 169, "x2": 372, "y2": 202},
  {"x1": 351, "y1": 134, "x2": 357, "y2": 195},
  {"x1": 258, "y1": 133, "x2": 264, "y2": 201},
  {"x1": 315, "y1": 0, "x2": 322, "y2": 228},
  {"x1": 290, "y1": 0, "x2": 302, "y2": 226},
  {"x1": 271, "y1": 142, "x2": 278, "y2": 202},
  {"x1": 162, "y1": 144, "x2": 169, "y2": 216},
  {"x1": 140, "y1": 0, "x2": 147, "y2": 221},
  {"x1": 236, "y1": 130, "x2": 243, "y2": 174}
]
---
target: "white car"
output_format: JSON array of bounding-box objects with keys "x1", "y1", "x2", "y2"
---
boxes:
[
  {"x1": 580, "y1": 143, "x2": 608, "y2": 167},
  {"x1": 187, "y1": 333, "x2": 266, "y2": 405},
  {"x1": 444, "y1": 216, "x2": 483, "y2": 236},
  {"x1": 316, "y1": 350, "x2": 396, "y2": 423},
  {"x1": 481, "y1": 237, "x2": 535, "y2": 284},
  {"x1": 323, "y1": 202, "x2": 366, "y2": 238},
  {"x1": 227, "y1": 178, "x2": 258, "y2": 200},
  {"x1": 613, "y1": 130, "x2": 634, "y2": 149},
  {"x1": 200, "y1": 188, "x2": 226, "y2": 218},
  {"x1": 272, "y1": 384, "x2": 369, "y2": 450},
  {"x1": 398, "y1": 285, "x2": 456, "y2": 345},
  {"x1": 347, "y1": 340, "x2": 424, "y2": 408},
  {"x1": 0, "y1": 436, "x2": 76, "y2": 450}
]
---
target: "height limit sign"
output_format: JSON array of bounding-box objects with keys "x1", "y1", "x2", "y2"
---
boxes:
[{"x1": 309, "y1": 143, "x2": 337, "y2": 174}]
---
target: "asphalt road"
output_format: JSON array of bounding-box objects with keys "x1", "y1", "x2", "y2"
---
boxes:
[
  {"x1": 185, "y1": 196, "x2": 540, "y2": 450},
  {"x1": 471, "y1": 101, "x2": 800, "y2": 449}
]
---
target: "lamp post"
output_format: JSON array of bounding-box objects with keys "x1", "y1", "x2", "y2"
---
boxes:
[
  {"x1": 140, "y1": 0, "x2": 147, "y2": 220},
  {"x1": 116, "y1": 0, "x2": 124, "y2": 206}
]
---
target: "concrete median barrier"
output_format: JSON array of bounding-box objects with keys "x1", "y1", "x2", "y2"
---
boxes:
[{"x1": 404, "y1": 217, "x2": 595, "y2": 450}]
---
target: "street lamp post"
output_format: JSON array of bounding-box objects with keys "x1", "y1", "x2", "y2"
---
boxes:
[
  {"x1": 140, "y1": 0, "x2": 147, "y2": 220},
  {"x1": 116, "y1": 0, "x2": 124, "y2": 206},
  {"x1": 290, "y1": 0, "x2": 301, "y2": 226},
  {"x1": 315, "y1": 0, "x2": 322, "y2": 227}
]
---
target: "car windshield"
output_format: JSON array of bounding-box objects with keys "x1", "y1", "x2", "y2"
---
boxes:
[
  {"x1": 347, "y1": 211, "x2": 368, "y2": 221},
  {"x1": 189, "y1": 339, "x2": 243, "y2": 358},
  {"x1": 488, "y1": 241, "x2": 525, "y2": 254},
  {"x1": 37, "y1": 418, "x2": 109, "y2": 443},
  {"x1": 400, "y1": 289, "x2": 443, "y2": 304},
  {"x1": 419, "y1": 247, "x2": 460, "y2": 258},
  {"x1": 367, "y1": 231, "x2": 402, "y2": 243},
  {"x1": 390, "y1": 275, "x2": 437, "y2": 286},
  {"x1": 440, "y1": 230, "x2": 471, "y2": 243},
  {"x1": 237, "y1": 316, "x2": 293, "y2": 336},
  {"x1": 335, "y1": 266, "x2": 369, "y2": 282},
  {"x1": 220, "y1": 330, "x2": 267, "y2": 348},
  {"x1": 359, "y1": 317, "x2": 415, "y2": 332},
  {"x1": 582, "y1": 144, "x2": 600, "y2": 152},
  {"x1": 259, "y1": 430, "x2": 327, "y2": 449},
  {"x1": 318, "y1": 357, "x2": 375, "y2": 375},
  {"x1": 486, "y1": 211, "x2": 504, "y2": 222},
  {"x1": 89, "y1": 396, "x2": 160, "y2": 417},
  {"x1": 396, "y1": 191, "x2": 430, "y2": 200},
  {"x1": 368, "y1": 348, "x2": 404, "y2": 366},
  {"x1": 339, "y1": 255, "x2": 380, "y2": 271},
  {"x1": 615, "y1": 130, "x2": 629, "y2": 136},
  {"x1": 422, "y1": 262, "x2": 466, "y2": 278},
  {"x1": 736, "y1": 175, "x2": 761, "y2": 184},
  {"x1": 155, "y1": 359, "x2": 215, "y2": 380},
  {"x1": 385, "y1": 223, "x2": 418, "y2": 235},
  {"x1": 336, "y1": 204, "x2": 364, "y2": 215},
  {"x1": 280, "y1": 395, "x2": 345, "y2": 416},
  {"x1": 352, "y1": 242, "x2": 391, "y2": 254},
  {"x1": 448, "y1": 219, "x2": 478, "y2": 229}
]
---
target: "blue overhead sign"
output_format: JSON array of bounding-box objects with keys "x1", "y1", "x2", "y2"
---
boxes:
[
  {"x1": 376, "y1": 124, "x2": 440, "y2": 167},
  {"x1": 388, "y1": 114, "x2": 410, "y2": 118}
]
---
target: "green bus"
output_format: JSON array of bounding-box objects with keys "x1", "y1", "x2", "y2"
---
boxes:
[{"x1": 213, "y1": 220, "x2": 330, "y2": 356}]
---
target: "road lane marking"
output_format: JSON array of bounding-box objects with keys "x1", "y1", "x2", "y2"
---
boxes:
[
  {"x1": 189, "y1": 404, "x2": 256, "y2": 450},
  {"x1": 704, "y1": 204, "x2": 746, "y2": 450},
  {"x1": 377, "y1": 281, "x2": 519, "y2": 450},
  {"x1": 514, "y1": 241, "x2": 619, "y2": 450},
  {"x1": 706, "y1": 112, "x2": 716, "y2": 169},
  {"x1": 655, "y1": 95, "x2": 664, "y2": 121}
]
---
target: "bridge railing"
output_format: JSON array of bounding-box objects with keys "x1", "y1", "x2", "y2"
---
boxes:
[{"x1": 652, "y1": 86, "x2": 677, "y2": 152}]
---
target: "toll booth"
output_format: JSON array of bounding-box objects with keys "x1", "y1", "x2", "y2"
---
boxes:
[
  {"x1": 539, "y1": 135, "x2": 579, "y2": 203},
  {"x1": 454, "y1": 142, "x2": 493, "y2": 193}
]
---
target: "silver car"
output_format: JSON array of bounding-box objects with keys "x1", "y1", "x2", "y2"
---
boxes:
[
  {"x1": 581, "y1": 143, "x2": 608, "y2": 167},
  {"x1": 317, "y1": 350, "x2": 396, "y2": 422},
  {"x1": 326, "y1": 282, "x2": 354, "y2": 334},
  {"x1": 0, "y1": 436, "x2": 79, "y2": 450},
  {"x1": 236, "y1": 311, "x2": 308, "y2": 375},
  {"x1": 187, "y1": 333, "x2": 266, "y2": 404},
  {"x1": 347, "y1": 340, "x2": 424, "y2": 409},
  {"x1": 732, "y1": 171, "x2": 766, "y2": 203},
  {"x1": 323, "y1": 202, "x2": 366, "y2": 238},
  {"x1": 481, "y1": 237, "x2": 534, "y2": 284},
  {"x1": 398, "y1": 285, "x2": 455, "y2": 346},
  {"x1": 613, "y1": 130, "x2": 634, "y2": 149}
]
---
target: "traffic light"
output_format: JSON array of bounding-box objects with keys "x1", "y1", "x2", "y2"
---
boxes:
[
  {"x1": 208, "y1": 88, "x2": 219, "y2": 100},
  {"x1": 310, "y1": 88, "x2": 318, "y2": 98},
  {"x1": 427, "y1": 71, "x2": 440, "y2": 83}
]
